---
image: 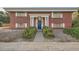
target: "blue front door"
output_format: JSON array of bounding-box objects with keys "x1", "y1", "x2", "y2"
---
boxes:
[{"x1": 38, "y1": 20, "x2": 41, "y2": 30}]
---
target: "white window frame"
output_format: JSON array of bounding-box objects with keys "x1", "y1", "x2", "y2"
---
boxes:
[
  {"x1": 16, "y1": 12, "x2": 27, "y2": 16},
  {"x1": 51, "y1": 12, "x2": 63, "y2": 18}
]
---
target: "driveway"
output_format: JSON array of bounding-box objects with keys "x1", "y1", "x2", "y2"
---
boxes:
[
  {"x1": 0, "y1": 28, "x2": 25, "y2": 42},
  {"x1": 53, "y1": 29, "x2": 77, "y2": 42},
  {"x1": 33, "y1": 29, "x2": 77, "y2": 42}
]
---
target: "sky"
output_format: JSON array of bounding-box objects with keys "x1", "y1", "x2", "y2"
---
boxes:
[
  {"x1": 0, "y1": 0, "x2": 79, "y2": 11},
  {"x1": 0, "y1": 0, "x2": 79, "y2": 7}
]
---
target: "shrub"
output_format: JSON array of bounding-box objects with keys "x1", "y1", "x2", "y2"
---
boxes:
[
  {"x1": 63, "y1": 28, "x2": 79, "y2": 39},
  {"x1": 43, "y1": 26, "x2": 54, "y2": 38},
  {"x1": 63, "y1": 28, "x2": 71, "y2": 34},
  {"x1": 0, "y1": 22, "x2": 3, "y2": 27},
  {"x1": 23, "y1": 27, "x2": 37, "y2": 39},
  {"x1": 72, "y1": 17, "x2": 79, "y2": 27},
  {"x1": 64, "y1": 16, "x2": 79, "y2": 39}
]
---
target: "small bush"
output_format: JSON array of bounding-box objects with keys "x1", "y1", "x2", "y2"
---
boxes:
[
  {"x1": 23, "y1": 27, "x2": 37, "y2": 39},
  {"x1": 43, "y1": 26, "x2": 54, "y2": 38},
  {"x1": 72, "y1": 17, "x2": 79, "y2": 27},
  {"x1": 63, "y1": 28, "x2": 79, "y2": 39},
  {"x1": 0, "y1": 22, "x2": 3, "y2": 27}
]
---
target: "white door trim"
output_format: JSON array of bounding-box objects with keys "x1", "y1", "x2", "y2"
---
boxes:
[{"x1": 29, "y1": 14, "x2": 50, "y2": 17}]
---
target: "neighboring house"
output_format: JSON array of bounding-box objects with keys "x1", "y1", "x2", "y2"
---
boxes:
[{"x1": 4, "y1": 7, "x2": 78, "y2": 30}]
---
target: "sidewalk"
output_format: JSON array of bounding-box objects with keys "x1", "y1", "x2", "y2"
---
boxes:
[{"x1": 0, "y1": 42, "x2": 79, "y2": 51}]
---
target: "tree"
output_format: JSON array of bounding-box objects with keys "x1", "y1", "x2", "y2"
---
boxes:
[
  {"x1": 78, "y1": 9, "x2": 79, "y2": 14},
  {"x1": 0, "y1": 11, "x2": 10, "y2": 23}
]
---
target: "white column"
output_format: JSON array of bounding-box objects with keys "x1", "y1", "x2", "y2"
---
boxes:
[
  {"x1": 45, "y1": 16, "x2": 49, "y2": 27},
  {"x1": 30, "y1": 16, "x2": 34, "y2": 27},
  {"x1": 41, "y1": 17, "x2": 43, "y2": 29},
  {"x1": 36, "y1": 17, "x2": 38, "y2": 28}
]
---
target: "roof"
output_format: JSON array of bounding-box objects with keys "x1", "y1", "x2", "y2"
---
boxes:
[{"x1": 3, "y1": 7, "x2": 78, "y2": 12}]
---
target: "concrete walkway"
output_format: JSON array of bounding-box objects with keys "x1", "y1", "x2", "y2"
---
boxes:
[
  {"x1": 34, "y1": 32, "x2": 44, "y2": 42},
  {"x1": 0, "y1": 42, "x2": 79, "y2": 51}
]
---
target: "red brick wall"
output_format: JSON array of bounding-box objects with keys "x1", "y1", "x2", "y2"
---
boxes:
[
  {"x1": 63, "y1": 12, "x2": 72, "y2": 28},
  {"x1": 8, "y1": 12, "x2": 16, "y2": 28},
  {"x1": 8, "y1": 12, "x2": 72, "y2": 29},
  {"x1": 8, "y1": 12, "x2": 29, "y2": 28},
  {"x1": 49, "y1": 12, "x2": 72, "y2": 28},
  {"x1": 50, "y1": 18, "x2": 63, "y2": 24}
]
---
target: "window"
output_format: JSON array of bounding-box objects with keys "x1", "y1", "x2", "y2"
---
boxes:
[
  {"x1": 16, "y1": 23, "x2": 27, "y2": 28},
  {"x1": 51, "y1": 23, "x2": 65, "y2": 28},
  {"x1": 52, "y1": 13, "x2": 63, "y2": 18},
  {"x1": 16, "y1": 12, "x2": 27, "y2": 16},
  {"x1": 31, "y1": 16, "x2": 34, "y2": 20}
]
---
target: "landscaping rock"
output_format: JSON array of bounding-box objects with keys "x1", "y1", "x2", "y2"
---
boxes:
[{"x1": 0, "y1": 29, "x2": 23, "y2": 42}]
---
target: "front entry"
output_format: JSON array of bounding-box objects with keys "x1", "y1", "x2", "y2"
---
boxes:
[
  {"x1": 38, "y1": 20, "x2": 42, "y2": 30},
  {"x1": 38, "y1": 16, "x2": 42, "y2": 30},
  {"x1": 30, "y1": 14, "x2": 49, "y2": 31}
]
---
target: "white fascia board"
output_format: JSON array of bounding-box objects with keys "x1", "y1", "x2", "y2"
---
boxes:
[
  {"x1": 5, "y1": 9, "x2": 77, "y2": 12},
  {"x1": 4, "y1": 9, "x2": 78, "y2": 12}
]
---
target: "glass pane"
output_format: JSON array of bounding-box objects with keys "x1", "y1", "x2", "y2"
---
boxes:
[
  {"x1": 17, "y1": 12, "x2": 25, "y2": 16},
  {"x1": 53, "y1": 13, "x2": 63, "y2": 18}
]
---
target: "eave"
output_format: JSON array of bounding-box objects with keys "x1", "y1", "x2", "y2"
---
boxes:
[{"x1": 3, "y1": 7, "x2": 78, "y2": 12}]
